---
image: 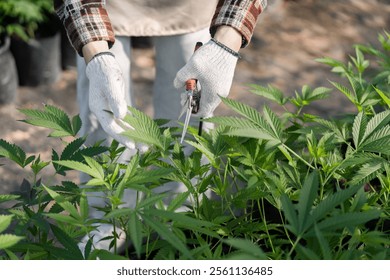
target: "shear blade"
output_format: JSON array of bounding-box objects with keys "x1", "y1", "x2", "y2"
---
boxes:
[{"x1": 180, "y1": 106, "x2": 192, "y2": 144}]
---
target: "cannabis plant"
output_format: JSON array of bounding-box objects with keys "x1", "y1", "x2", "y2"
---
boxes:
[{"x1": 0, "y1": 32, "x2": 389, "y2": 260}]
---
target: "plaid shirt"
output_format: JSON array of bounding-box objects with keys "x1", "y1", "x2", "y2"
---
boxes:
[{"x1": 54, "y1": 0, "x2": 267, "y2": 56}]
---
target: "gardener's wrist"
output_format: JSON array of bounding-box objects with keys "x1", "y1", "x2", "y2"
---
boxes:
[
  {"x1": 82, "y1": 41, "x2": 110, "y2": 64},
  {"x1": 213, "y1": 26, "x2": 242, "y2": 52}
]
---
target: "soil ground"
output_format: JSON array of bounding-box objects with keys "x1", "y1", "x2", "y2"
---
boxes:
[{"x1": 1, "y1": 0, "x2": 389, "y2": 196}]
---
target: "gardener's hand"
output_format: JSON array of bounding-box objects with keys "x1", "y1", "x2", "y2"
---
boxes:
[
  {"x1": 83, "y1": 41, "x2": 135, "y2": 149},
  {"x1": 174, "y1": 26, "x2": 242, "y2": 117}
]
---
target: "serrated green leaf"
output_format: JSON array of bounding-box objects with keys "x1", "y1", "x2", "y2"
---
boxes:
[
  {"x1": 374, "y1": 87, "x2": 390, "y2": 108},
  {"x1": 330, "y1": 82, "x2": 356, "y2": 105},
  {"x1": 50, "y1": 224, "x2": 83, "y2": 260},
  {"x1": 128, "y1": 168, "x2": 174, "y2": 185},
  {"x1": 136, "y1": 193, "x2": 167, "y2": 210},
  {"x1": 85, "y1": 178, "x2": 106, "y2": 187},
  {"x1": 104, "y1": 208, "x2": 133, "y2": 219},
  {"x1": 310, "y1": 87, "x2": 332, "y2": 101},
  {"x1": 142, "y1": 214, "x2": 192, "y2": 259},
  {"x1": 310, "y1": 185, "x2": 361, "y2": 226},
  {"x1": 84, "y1": 157, "x2": 105, "y2": 180},
  {"x1": 0, "y1": 234, "x2": 24, "y2": 250},
  {"x1": 224, "y1": 238, "x2": 267, "y2": 260},
  {"x1": 0, "y1": 139, "x2": 27, "y2": 167},
  {"x1": 360, "y1": 125, "x2": 390, "y2": 155},
  {"x1": 72, "y1": 115, "x2": 82, "y2": 135},
  {"x1": 352, "y1": 112, "x2": 368, "y2": 148},
  {"x1": 220, "y1": 97, "x2": 270, "y2": 131},
  {"x1": 312, "y1": 210, "x2": 381, "y2": 234},
  {"x1": 248, "y1": 84, "x2": 288, "y2": 105},
  {"x1": 20, "y1": 111, "x2": 68, "y2": 133},
  {"x1": 298, "y1": 171, "x2": 319, "y2": 233},
  {"x1": 350, "y1": 162, "x2": 385, "y2": 185},
  {"x1": 0, "y1": 194, "x2": 20, "y2": 204},
  {"x1": 167, "y1": 191, "x2": 191, "y2": 212},
  {"x1": 53, "y1": 160, "x2": 99, "y2": 179},
  {"x1": 314, "y1": 224, "x2": 332, "y2": 260},
  {"x1": 77, "y1": 146, "x2": 108, "y2": 158},
  {"x1": 128, "y1": 212, "x2": 143, "y2": 259},
  {"x1": 31, "y1": 156, "x2": 50, "y2": 174},
  {"x1": 280, "y1": 194, "x2": 299, "y2": 235},
  {"x1": 361, "y1": 111, "x2": 390, "y2": 143},
  {"x1": 44, "y1": 104, "x2": 72, "y2": 129},
  {"x1": 278, "y1": 145, "x2": 293, "y2": 162},
  {"x1": 314, "y1": 118, "x2": 348, "y2": 142},
  {"x1": 0, "y1": 215, "x2": 13, "y2": 233},
  {"x1": 315, "y1": 57, "x2": 345, "y2": 68},
  {"x1": 225, "y1": 128, "x2": 280, "y2": 144},
  {"x1": 206, "y1": 116, "x2": 260, "y2": 130},
  {"x1": 122, "y1": 107, "x2": 163, "y2": 149},
  {"x1": 115, "y1": 153, "x2": 139, "y2": 198},
  {"x1": 44, "y1": 213, "x2": 81, "y2": 225},
  {"x1": 19, "y1": 106, "x2": 76, "y2": 137},
  {"x1": 263, "y1": 105, "x2": 283, "y2": 141},
  {"x1": 79, "y1": 192, "x2": 89, "y2": 221},
  {"x1": 3, "y1": 249, "x2": 19, "y2": 260},
  {"x1": 61, "y1": 137, "x2": 85, "y2": 160},
  {"x1": 186, "y1": 140, "x2": 216, "y2": 167},
  {"x1": 43, "y1": 186, "x2": 81, "y2": 220},
  {"x1": 296, "y1": 244, "x2": 321, "y2": 260}
]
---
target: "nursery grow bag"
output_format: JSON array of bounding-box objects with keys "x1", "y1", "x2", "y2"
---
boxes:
[
  {"x1": 11, "y1": 32, "x2": 61, "y2": 86},
  {"x1": 0, "y1": 35, "x2": 18, "y2": 105}
]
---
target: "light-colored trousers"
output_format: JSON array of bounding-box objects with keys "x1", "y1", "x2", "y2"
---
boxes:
[{"x1": 76, "y1": 28, "x2": 212, "y2": 213}]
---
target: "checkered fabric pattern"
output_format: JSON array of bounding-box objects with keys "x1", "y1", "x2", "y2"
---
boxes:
[
  {"x1": 55, "y1": 0, "x2": 267, "y2": 55},
  {"x1": 54, "y1": 0, "x2": 115, "y2": 56},
  {"x1": 211, "y1": 0, "x2": 267, "y2": 47}
]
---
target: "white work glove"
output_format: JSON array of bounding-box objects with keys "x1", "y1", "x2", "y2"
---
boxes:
[
  {"x1": 86, "y1": 53, "x2": 135, "y2": 149},
  {"x1": 174, "y1": 39, "x2": 239, "y2": 117}
]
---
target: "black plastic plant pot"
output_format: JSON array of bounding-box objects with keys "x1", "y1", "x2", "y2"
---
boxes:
[
  {"x1": 61, "y1": 27, "x2": 76, "y2": 70},
  {"x1": 0, "y1": 34, "x2": 18, "y2": 105},
  {"x1": 10, "y1": 32, "x2": 61, "y2": 87}
]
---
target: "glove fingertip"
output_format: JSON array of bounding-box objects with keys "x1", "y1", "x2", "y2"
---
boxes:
[
  {"x1": 136, "y1": 143, "x2": 149, "y2": 154},
  {"x1": 115, "y1": 134, "x2": 135, "y2": 150},
  {"x1": 173, "y1": 76, "x2": 184, "y2": 89},
  {"x1": 124, "y1": 141, "x2": 136, "y2": 150},
  {"x1": 174, "y1": 67, "x2": 191, "y2": 89}
]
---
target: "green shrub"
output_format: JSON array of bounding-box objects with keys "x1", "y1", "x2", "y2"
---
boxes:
[
  {"x1": 0, "y1": 0, "x2": 55, "y2": 40},
  {"x1": 0, "y1": 32, "x2": 389, "y2": 260}
]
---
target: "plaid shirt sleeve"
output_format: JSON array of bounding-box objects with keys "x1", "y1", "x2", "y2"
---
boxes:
[
  {"x1": 54, "y1": 0, "x2": 115, "y2": 56},
  {"x1": 210, "y1": 0, "x2": 268, "y2": 48}
]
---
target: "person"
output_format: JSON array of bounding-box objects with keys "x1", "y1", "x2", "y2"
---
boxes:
[{"x1": 54, "y1": 0, "x2": 268, "y2": 252}]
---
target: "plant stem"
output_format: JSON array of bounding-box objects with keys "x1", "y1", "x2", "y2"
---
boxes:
[
  {"x1": 259, "y1": 199, "x2": 275, "y2": 253},
  {"x1": 283, "y1": 144, "x2": 315, "y2": 169}
]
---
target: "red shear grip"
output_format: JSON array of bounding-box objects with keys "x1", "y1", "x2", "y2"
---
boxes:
[{"x1": 185, "y1": 79, "x2": 196, "y2": 91}]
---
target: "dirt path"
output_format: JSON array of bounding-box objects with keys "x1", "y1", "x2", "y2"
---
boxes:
[{"x1": 1, "y1": 0, "x2": 389, "y2": 195}]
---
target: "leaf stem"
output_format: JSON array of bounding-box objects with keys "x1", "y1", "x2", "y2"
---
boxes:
[{"x1": 283, "y1": 144, "x2": 315, "y2": 169}]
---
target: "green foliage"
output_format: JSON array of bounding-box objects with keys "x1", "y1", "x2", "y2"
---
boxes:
[
  {"x1": 0, "y1": 32, "x2": 389, "y2": 260},
  {"x1": 20, "y1": 104, "x2": 81, "y2": 137},
  {"x1": 0, "y1": 215, "x2": 24, "y2": 250},
  {"x1": 0, "y1": 139, "x2": 35, "y2": 167},
  {"x1": 0, "y1": 0, "x2": 55, "y2": 40}
]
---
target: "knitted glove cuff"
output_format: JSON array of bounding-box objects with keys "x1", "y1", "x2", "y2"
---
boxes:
[
  {"x1": 89, "y1": 51, "x2": 115, "y2": 64},
  {"x1": 86, "y1": 52, "x2": 116, "y2": 79},
  {"x1": 210, "y1": 38, "x2": 242, "y2": 59}
]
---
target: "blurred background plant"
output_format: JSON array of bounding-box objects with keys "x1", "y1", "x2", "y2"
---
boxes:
[{"x1": 0, "y1": 0, "x2": 55, "y2": 41}]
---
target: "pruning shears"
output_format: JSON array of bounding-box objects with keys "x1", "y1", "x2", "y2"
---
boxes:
[{"x1": 179, "y1": 42, "x2": 203, "y2": 144}]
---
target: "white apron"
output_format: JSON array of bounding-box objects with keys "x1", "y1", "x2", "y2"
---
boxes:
[{"x1": 106, "y1": 0, "x2": 218, "y2": 37}]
